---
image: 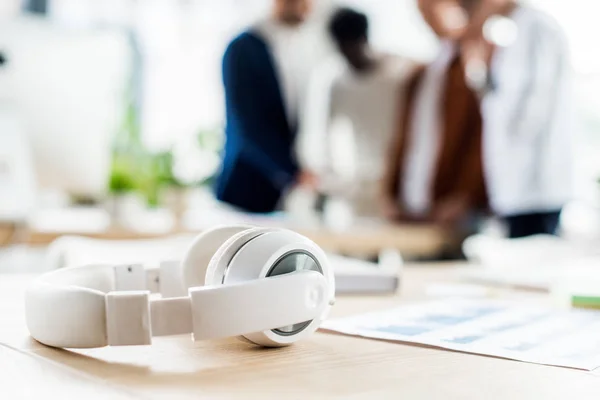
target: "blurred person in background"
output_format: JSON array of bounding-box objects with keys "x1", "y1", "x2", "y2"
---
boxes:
[
  {"x1": 383, "y1": 0, "x2": 574, "y2": 238},
  {"x1": 215, "y1": 0, "x2": 319, "y2": 213},
  {"x1": 299, "y1": 7, "x2": 416, "y2": 219}
]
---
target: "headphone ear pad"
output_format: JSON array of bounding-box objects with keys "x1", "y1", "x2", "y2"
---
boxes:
[
  {"x1": 204, "y1": 227, "x2": 278, "y2": 286},
  {"x1": 181, "y1": 225, "x2": 251, "y2": 289}
]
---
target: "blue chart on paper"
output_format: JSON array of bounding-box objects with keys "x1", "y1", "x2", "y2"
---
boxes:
[{"x1": 367, "y1": 306, "x2": 502, "y2": 337}]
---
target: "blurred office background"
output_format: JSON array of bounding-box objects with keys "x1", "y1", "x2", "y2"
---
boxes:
[{"x1": 1, "y1": 0, "x2": 600, "y2": 267}]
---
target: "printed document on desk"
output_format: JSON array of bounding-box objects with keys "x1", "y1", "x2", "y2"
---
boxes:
[{"x1": 322, "y1": 299, "x2": 600, "y2": 370}]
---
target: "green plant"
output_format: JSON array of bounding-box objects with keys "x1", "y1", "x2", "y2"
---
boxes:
[
  {"x1": 109, "y1": 154, "x2": 137, "y2": 194},
  {"x1": 108, "y1": 118, "x2": 222, "y2": 206},
  {"x1": 136, "y1": 150, "x2": 183, "y2": 208},
  {"x1": 108, "y1": 82, "x2": 144, "y2": 194},
  {"x1": 108, "y1": 64, "x2": 223, "y2": 206}
]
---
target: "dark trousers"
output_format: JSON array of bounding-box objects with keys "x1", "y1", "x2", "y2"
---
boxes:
[{"x1": 504, "y1": 210, "x2": 562, "y2": 239}]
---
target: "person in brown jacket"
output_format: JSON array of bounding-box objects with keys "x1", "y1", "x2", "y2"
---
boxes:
[{"x1": 382, "y1": 0, "x2": 573, "y2": 238}]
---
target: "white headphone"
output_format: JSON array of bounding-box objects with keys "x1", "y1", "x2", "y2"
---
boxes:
[{"x1": 25, "y1": 225, "x2": 336, "y2": 349}]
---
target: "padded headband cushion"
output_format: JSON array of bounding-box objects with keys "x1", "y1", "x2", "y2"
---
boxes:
[
  {"x1": 181, "y1": 225, "x2": 251, "y2": 289},
  {"x1": 25, "y1": 264, "x2": 117, "y2": 348},
  {"x1": 203, "y1": 227, "x2": 278, "y2": 286}
]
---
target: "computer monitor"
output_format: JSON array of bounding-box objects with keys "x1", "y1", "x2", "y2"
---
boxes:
[{"x1": 0, "y1": 16, "x2": 130, "y2": 201}]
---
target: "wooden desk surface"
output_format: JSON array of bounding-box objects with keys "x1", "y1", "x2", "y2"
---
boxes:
[
  {"x1": 2, "y1": 265, "x2": 600, "y2": 399},
  {"x1": 14, "y1": 222, "x2": 455, "y2": 258}
]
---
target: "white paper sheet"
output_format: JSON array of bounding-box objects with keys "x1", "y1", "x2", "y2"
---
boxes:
[{"x1": 321, "y1": 299, "x2": 600, "y2": 370}]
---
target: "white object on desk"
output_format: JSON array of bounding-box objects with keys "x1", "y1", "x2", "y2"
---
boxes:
[
  {"x1": 329, "y1": 253, "x2": 401, "y2": 294},
  {"x1": 461, "y1": 233, "x2": 600, "y2": 291},
  {"x1": 462, "y1": 234, "x2": 600, "y2": 269},
  {"x1": 462, "y1": 257, "x2": 600, "y2": 291},
  {"x1": 29, "y1": 207, "x2": 111, "y2": 233},
  {"x1": 425, "y1": 283, "x2": 498, "y2": 298},
  {"x1": 44, "y1": 235, "x2": 401, "y2": 294},
  {"x1": 44, "y1": 234, "x2": 194, "y2": 270}
]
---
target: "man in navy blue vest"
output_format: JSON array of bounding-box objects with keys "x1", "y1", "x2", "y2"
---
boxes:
[{"x1": 216, "y1": 0, "x2": 318, "y2": 213}]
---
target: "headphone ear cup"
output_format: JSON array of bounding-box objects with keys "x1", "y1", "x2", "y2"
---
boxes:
[
  {"x1": 181, "y1": 225, "x2": 252, "y2": 290},
  {"x1": 204, "y1": 227, "x2": 278, "y2": 286}
]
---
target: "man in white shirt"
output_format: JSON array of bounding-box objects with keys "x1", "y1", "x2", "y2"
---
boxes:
[{"x1": 300, "y1": 8, "x2": 415, "y2": 218}]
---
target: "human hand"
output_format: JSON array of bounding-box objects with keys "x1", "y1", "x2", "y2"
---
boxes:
[
  {"x1": 432, "y1": 194, "x2": 470, "y2": 227},
  {"x1": 296, "y1": 170, "x2": 320, "y2": 190},
  {"x1": 380, "y1": 196, "x2": 434, "y2": 224},
  {"x1": 459, "y1": 37, "x2": 493, "y2": 93},
  {"x1": 381, "y1": 195, "x2": 402, "y2": 221}
]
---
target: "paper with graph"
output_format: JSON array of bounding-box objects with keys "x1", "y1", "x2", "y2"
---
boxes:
[{"x1": 322, "y1": 299, "x2": 600, "y2": 370}]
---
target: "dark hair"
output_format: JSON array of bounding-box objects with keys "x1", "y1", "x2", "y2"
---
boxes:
[{"x1": 328, "y1": 7, "x2": 368, "y2": 43}]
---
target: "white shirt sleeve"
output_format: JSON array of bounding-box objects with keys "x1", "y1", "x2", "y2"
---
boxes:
[{"x1": 507, "y1": 17, "x2": 570, "y2": 141}]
